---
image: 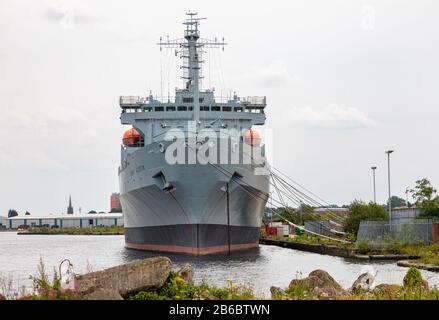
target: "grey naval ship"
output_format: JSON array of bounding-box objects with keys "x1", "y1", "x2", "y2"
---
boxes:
[{"x1": 118, "y1": 13, "x2": 270, "y2": 255}]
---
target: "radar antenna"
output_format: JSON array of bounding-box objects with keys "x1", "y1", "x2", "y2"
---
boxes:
[{"x1": 158, "y1": 12, "x2": 227, "y2": 132}]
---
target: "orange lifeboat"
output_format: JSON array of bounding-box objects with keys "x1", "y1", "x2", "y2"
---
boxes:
[
  {"x1": 123, "y1": 128, "x2": 142, "y2": 147},
  {"x1": 243, "y1": 129, "x2": 261, "y2": 146}
]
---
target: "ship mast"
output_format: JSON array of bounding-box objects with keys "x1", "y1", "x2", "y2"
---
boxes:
[
  {"x1": 185, "y1": 13, "x2": 201, "y2": 127},
  {"x1": 158, "y1": 12, "x2": 226, "y2": 132}
]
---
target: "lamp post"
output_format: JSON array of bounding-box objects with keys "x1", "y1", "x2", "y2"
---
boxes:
[
  {"x1": 385, "y1": 150, "x2": 394, "y2": 231},
  {"x1": 371, "y1": 166, "x2": 377, "y2": 203}
]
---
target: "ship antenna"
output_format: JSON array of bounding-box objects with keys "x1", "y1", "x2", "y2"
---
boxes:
[
  {"x1": 160, "y1": 48, "x2": 163, "y2": 101},
  {"x1": 158, "y1": 12, "x2": 227, "y2": 133}
]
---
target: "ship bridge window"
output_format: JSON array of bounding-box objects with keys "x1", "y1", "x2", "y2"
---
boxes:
[
  {"x1": 166, "y1": 106, "x2": 176, "y2": 111},
  {"x1": 201, "y1": 106, "x2": 210, "y2": 111},
  {"x1": 182, "y1": 97, "x2": 205, "y2": 103},
  {"x1": 212, "y1": 106, "x2": 221, "y2": 111},
  {"x1": 155, "y1": 106, "x2": 164, "y2": 112},
  {"x1": 177, "y1": 106, "x2": 188, "y2": 111},
  {"x1": 143, "y1": 107, "x2": 152, "y2": 112},
  {"x1": 234, "y1": 107, "x2": 243, "y2": 112},
  {"x1": 222, "y1": 106, "x2": 232, "y2": 112}
]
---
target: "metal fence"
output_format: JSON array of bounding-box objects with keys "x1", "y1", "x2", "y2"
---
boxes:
[
  {"x1": 304, "y1": 220, "x2": 334, "y2": 237},
  {"x1": 356, "y1": 218, "x2": 433, "y2": 247}
]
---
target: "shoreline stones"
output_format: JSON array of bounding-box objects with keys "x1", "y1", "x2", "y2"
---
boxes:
[
  {"x1": 76, "y1": 256, "x2": 171, "y2": 299},
  {"x1": 176, "y1": 264, "x2": 194, "y2": 283},
  {"x1": 350, "y1": 272, "x2": 374, "y2": 292},
  {"x1": 288, "y1": 269, "x2": 347, "y2": 299},
  {"x1": 270, "y1": 286, "x2": 288, "y2": 300}
]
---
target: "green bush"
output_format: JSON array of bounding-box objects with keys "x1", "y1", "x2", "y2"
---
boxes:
[
  {"x1": 357, "y1": 240, "x2": 370, "y2": 254},
  {"x1": 343, "y1": 200, "x2": 388, "y2": 239},
  {"x1": 391, "y1": 240, "x2": 402, "y2": 254},
  {"x1": 403, "y1": 268, "x2": 424, "y2": 288}
]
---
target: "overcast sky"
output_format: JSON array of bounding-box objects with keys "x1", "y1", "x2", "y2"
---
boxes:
[{"x1": 1, "y1": 0, "x2": 438, "y2": 215}]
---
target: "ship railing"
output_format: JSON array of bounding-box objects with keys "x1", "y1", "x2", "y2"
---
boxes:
[
  {"x1": 240, "y1": 96, "x2": 267, "y2": 107},
  {"x1": 120, "y1": 96, "x2": 142, "y2": 106},
  {"x1": 120, "y1": 95, "x2": 266, "y2": 114},
  {"x1": 120, "y1": 96, "x2": 178, "y2": 107}
]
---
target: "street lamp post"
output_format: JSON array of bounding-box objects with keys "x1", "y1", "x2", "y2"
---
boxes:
[
  {"x1": 385, "y1": 150, "x2": 394, "y2": 232},
  {"x1": 371, "y1": 166, "x2": 377, "y2": 203}
]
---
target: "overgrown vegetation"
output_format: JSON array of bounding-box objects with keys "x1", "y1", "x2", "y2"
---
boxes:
[
  {"x1": 410, "y1": 178, "x2": 439, "y2": 217},
  {"x1": 283, "y1": 267, "x2": 439, "y2": 300},
  {"x1": 343, "y1": 200, "x2": 388, "y2": 239},
  {"x1": 399, "y1": 242, "x2": 439, "y2": 266},
  {"x1": 130, "y1": 271, "x2": 257, "y2": 300},
  {"x1": 29, "y1": 257, "x2": 80, "y2": 300},
  {"x1": 27, "y1": 226, "x2": 124, "y2": 235},
  {"x1": 0, "y1": 257, "x2": 80, "y2": 300},
  {"x1": 2, "y1": 258, "x2": 439, "y2": 300},
  {"x1": 269, "y1": 204, "x2": 316, "y2": 226}
]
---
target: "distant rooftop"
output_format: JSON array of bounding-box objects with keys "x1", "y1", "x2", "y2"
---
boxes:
[{"x1": 5, "y1": 212, "x2": 123, "y2": 220}]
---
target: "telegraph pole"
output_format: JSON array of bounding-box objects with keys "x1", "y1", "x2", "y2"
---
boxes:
[{"x1": 385, "y1": 150, "x2": 394, "y2": 231}]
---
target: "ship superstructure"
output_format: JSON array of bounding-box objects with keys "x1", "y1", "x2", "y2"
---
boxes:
[{"x1": 118, "y1": 13, "x2": 269, "y2": 255}]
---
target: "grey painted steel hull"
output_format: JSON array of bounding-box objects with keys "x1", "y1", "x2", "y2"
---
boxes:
[{"x1": 119, "y1": 141, "x2": 270, "y2": 255}]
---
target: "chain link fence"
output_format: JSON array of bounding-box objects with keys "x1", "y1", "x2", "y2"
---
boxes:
[{"x1": 356, "y1": 218, "x2": 433, "y2": 247}]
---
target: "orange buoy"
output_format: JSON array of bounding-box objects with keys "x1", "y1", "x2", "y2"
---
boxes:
[
  {"x1": 243, "y1": 129, "x2": 261, "y2": 146},
  {"x1": 123, "y1": 128, "x2": 142, "y2": 147}
]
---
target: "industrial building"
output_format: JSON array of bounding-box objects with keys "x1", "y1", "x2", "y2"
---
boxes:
[
  {"x1": 0, "y1": 213, "x2": 123, "y2": 230},
  {"x1": 110, "y1": 193, "x2": 122, "y2": 212}
]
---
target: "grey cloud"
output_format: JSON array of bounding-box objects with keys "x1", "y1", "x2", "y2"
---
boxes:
[
  {"x1": 289, "y1": 104, "x2": 379, "y2": 130},
  {"x1": 249, "y1": 60, "x2": 301, "y2": 87},
  {"x1": 44, "y1": 2, "x2": 107, "y2": 25}
]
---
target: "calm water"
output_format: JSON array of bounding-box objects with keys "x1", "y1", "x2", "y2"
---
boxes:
[{"x1": 1, "y1": 232, "x2": 438, "y2": 297}]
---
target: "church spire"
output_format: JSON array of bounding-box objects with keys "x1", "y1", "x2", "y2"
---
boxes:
[{"x1": 67, "y1": 195, "x2": 74, "y2": 214}]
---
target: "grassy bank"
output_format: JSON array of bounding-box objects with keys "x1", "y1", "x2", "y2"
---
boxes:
[
  {"x1": 262, "y1": 233, "x2": 439, "y2": 265},
  {"x1": 2, "y1": 257, "x2": 439, "y2": 300},
  {"x1": 23, "y1": 226, "x2": 124, "y2": 235},
  {"x1": 6, "y1": 265, "x2": 438, "y2": 301},
  {"x1": 398, "y1": 243, "x2": 439, "y2": 265}
]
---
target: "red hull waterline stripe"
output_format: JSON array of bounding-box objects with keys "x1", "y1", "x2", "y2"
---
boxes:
[{"x1": 125, "y1": 242, "x2": 259, "y2": 255}]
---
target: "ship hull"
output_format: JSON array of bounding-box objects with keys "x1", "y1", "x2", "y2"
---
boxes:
[
  {"x1": 125, "y1": 225, "x2": 259, "y2": 255},
  {"x1": 119, "y1": 141, "x2": 270, "y2": 255}
]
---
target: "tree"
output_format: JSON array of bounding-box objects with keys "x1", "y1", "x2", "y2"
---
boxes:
[
  {"x1": 410, "y1": 178, "x2": 439, "y2": 217},
  {"x1": 271, "y1": 205, "x2": 316, "y2": 225},
  {"x1": 343, "y1": 200, "x2": 388, "y2": 238},
  {"x1": 387, "y1": 196, "x2": 406, "y2": 209},
  {"x1": 273, "y1": 207, "x2": 302, "y2": 225},
  {"x1": 299, "y1": 203, "x2": 316, "y2": 222}
]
